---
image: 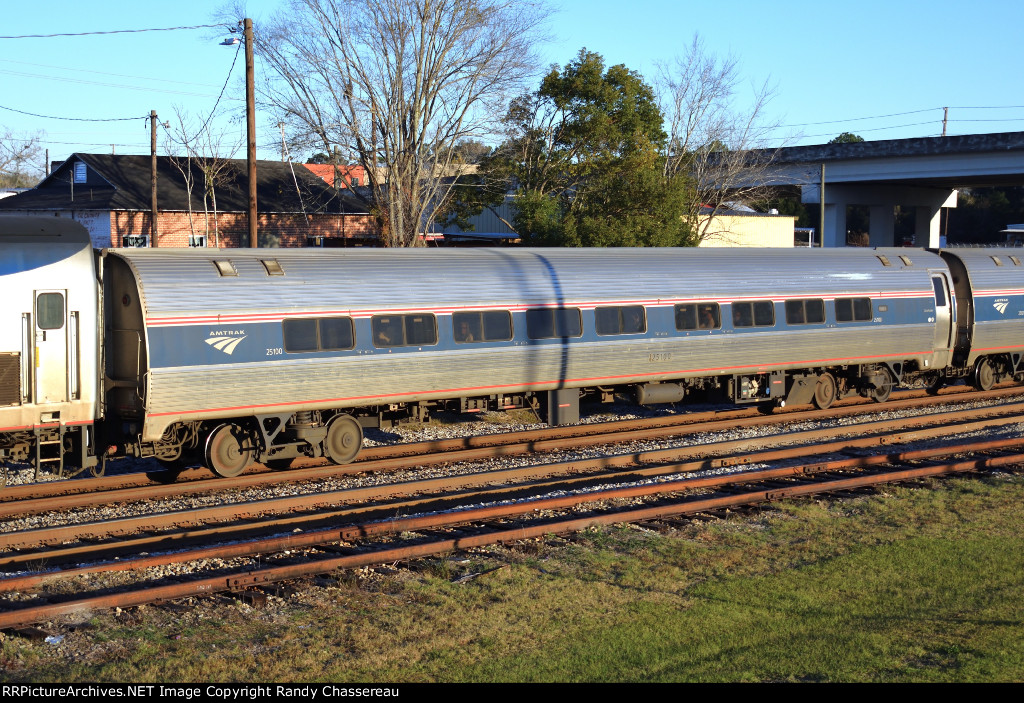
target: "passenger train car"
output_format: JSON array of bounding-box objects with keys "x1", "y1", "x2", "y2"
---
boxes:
[{"x1": 2, "y1": 216, "x2": 1024, "y2": 481}]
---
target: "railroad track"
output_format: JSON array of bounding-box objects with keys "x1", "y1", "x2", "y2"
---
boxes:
[
  {"x1": 1, "y1": 394, "x2": 1023, "y2": 630},
  {"x1": 2, "y1": 384, "x2": 1021, "y2": 513}
]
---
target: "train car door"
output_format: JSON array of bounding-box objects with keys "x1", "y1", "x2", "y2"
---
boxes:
[
  {"x1": 33, "y1": 289, "x2": 68, "y2": 404},
  {"x1": 929, "y1": 273, "x2": 954, "y2": 369}
]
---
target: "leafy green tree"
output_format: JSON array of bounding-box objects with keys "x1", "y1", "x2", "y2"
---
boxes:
[
  {"x1": 829, "y1": 132, "x2": 865, "y2": 144},
  {"x1": 466, "y1": 49, "x2": 693, "y2": 246}
]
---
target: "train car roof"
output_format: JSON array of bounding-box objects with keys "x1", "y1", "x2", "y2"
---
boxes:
[
  {"x1": 0, "y1": 215, "x2": 92, "y2": 245},
  {"x1": 106, "y1": 246, "x2": 948, "y2": 319}
]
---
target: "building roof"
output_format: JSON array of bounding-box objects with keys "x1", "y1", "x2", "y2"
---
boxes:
[
  {"x1": 303, "y1": 163, "x2": 366, "y2": 188},
  {"x1": 0, "y1": 153, "x2": 369, "y2": 215}
]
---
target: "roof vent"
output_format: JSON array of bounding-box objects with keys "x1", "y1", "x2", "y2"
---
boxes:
[
  {"x1": 876, "y1": 255, "x2": 892, "y2": 267},
  {"x1": 212, "y1": 260, "x2": 238, "y2": 277},
  {"x1": 261, "y1": 259, "x2": 284, "y2": 276}
]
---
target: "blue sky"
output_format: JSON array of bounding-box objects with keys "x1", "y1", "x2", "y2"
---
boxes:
[{"x1": 2, "y1": 0, "x2": 1022, "y2": 165}]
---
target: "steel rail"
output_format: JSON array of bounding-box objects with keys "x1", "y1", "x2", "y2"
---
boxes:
[
  {"x1": 3, "y1": 388, "x2": 1024, "y2": 521},
  {"x1": 3, "y1": 405, "x2": 1024, "y2": 552},
  {"x1": 0, "y1": 448, "x2": 1020, "y2": 630},
  {"x1": 4, "y1": 435, "x2": 1019, "y2": 595},
  {"x1": 3, "y1": 385, "x2": 1018, "y2": 506}
]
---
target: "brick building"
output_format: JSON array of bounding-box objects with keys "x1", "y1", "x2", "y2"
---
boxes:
[{"x1": 0, "y1": 153, "x2": 378, "y2": 248}]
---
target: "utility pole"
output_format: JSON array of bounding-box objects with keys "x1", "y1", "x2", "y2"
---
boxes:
[
  {"x1": 150, "y1": 110, "x2": 159, "y2": 248},
  {"x1": 278, "y1": 122, "x2": 287, "y2": 161},
  {"x1": 244, "y1": 17, "x2": 258, "y2": 248},
  {"x1": 942, "y1": 107, "x2": 948, "y2": 137}
]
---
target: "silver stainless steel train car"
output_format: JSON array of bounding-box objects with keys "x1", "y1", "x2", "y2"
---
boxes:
[
  {"x1": 0, "y1": 218, "x2": 101, "y2": 478},
  {"x1": 3, "y1": 216, "x2": 1024, "y2": 482}
]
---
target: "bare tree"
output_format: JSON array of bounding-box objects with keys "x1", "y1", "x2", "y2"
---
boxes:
[
  {"x1": 164, "y1": 109, "x2": 243, "y2": 246},
  {"x1": 658, "y1": 35, "x2": 788, "y2": 244},
  {"x1": 257, "y1": 0, "x2": 548, "y2": 246},
  {"x1": 0, "y1": 129, "x2": 45, "y2": 188}
]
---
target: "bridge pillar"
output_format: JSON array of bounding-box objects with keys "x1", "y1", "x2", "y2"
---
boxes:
[
  {"x1": 869, "y1": 205, "x2": 896, "y2": 247},
  {"x1": 802, "y1": 184, "x2": 956, "y2": 248}
]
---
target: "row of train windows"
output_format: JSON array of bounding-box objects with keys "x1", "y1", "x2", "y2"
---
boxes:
[{"x1": 280, "y1": 298, "x2": 874, "y2": 353}]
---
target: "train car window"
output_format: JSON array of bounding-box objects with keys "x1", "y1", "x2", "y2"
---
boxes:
[
  {"x1": 372, "y1": 316, "x2": 403, "y2": 347},
  {"x1": 733, "y1": 301, "x2": 775, "y2": 328},
  {"x1": 931, "y1": 279, "x2": 947, "y2": 307},
  {"x1": 372, "y1": 314, "x2": 438, "y2": 347},
  {"x1": 284, "y1": 317, "x2": 356, "y2": 352},
  {"x1": 754, "y1": 301, "x2": 775, "y2": 326},
  {"x1": 453, "y1": 311, "x2": 512, "y2": 343},
  {"x1": 482, "y1": 311, "x2": 513, "y2": 341},
  {"x1": 404, "y1": 315, "x2": 438, "y2": 346},
  {"x1": 526, "y1": 308, "x2": 582, "y2": 339},
  {"x1": 319, "y1": 317, "x2": 355, "y2": 350},
  {"x1": 785, "y1": 299, "x2": 824, "y2": 325},
  {"x1": 283, "y1": 318, "x2": 319, "y2": 352},
  {"x1": 835, "y1": 297, "x2": 872, "y2": 322},
  {"x1": 36, "y1": 293, "x2": 65, "y2": 330},
  {"x1": 674, "y1": 303, "x2": 720, "y2": 330},
  {"x1": 595, "y1": 305, "x2": 646, "y2": 336}
]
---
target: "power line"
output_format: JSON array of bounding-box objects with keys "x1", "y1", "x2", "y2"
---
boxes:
[
  {"x1": 780, "y1": 108, "x2": 938, "y2": 129},
  {"x1": 0, "y1": 69, "x2": 233, "y2": 100},
  {"x1": 0, "y1": 24, "x2": 226, "y2": 40},
  {"x1": 162, "y1": 39, "x2": 244, "y2": 147},
  {"x1": 0, "y1": 103, "x2": 147, "y2": 122},
  {"x1": 0, "y1": 58, "x2": 223, "y2": 88}
]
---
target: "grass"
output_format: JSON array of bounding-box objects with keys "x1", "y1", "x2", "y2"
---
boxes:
[{"x1": 1, "y1": 473, "x2": 1022, "y2": 682}]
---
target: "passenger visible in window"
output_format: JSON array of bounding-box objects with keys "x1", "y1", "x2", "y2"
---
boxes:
[
  {"x1": 374, "y1": 317, "x2": 400, "y2": 347},
  {"x1": 698, "y1": 306, "x2": 716, "y2": 329},
  {"x1": 455, "y1": 319, "x2": 476, "y2": 343}
]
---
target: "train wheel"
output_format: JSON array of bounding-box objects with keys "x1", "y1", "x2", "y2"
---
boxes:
[
  {"x1": 924, "y1": 372, "x2": 944, "y2": 395},
  {"x1": 812, "y1": 373, "x2": 837, "y2": 410},
  {"x1": 324, "y1": 414, "x2": 363, "y2": 465},
  {"x1": 973, "y1": 358, "x2": 996, "y2": 391},
  {"x1": 870, "y1": 368, "x2": 894, "y2": 403},
  {"x1": 204, "y1": 423, "x2": 253, "y2": 478}
]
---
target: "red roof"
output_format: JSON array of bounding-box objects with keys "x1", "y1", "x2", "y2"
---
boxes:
[{"x1": 304, "y1": 164, "x2": 366, "y2": 188}]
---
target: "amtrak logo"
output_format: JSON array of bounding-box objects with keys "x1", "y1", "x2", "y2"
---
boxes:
[
  {"x1": 205, "y1": 334, "x2": 247, "y2": 355},
  {"x1": 994, "y1": 299, "x2": 1010, "y2": 315}
]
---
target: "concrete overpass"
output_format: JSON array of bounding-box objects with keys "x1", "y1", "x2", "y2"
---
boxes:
[{"x1": 761, "y1": 131, "x2": 1024, "y2": 247}]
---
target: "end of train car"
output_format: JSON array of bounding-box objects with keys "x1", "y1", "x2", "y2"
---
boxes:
[{"x1": 0, "y1": 217, "x2": 102, "y2": 479}]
